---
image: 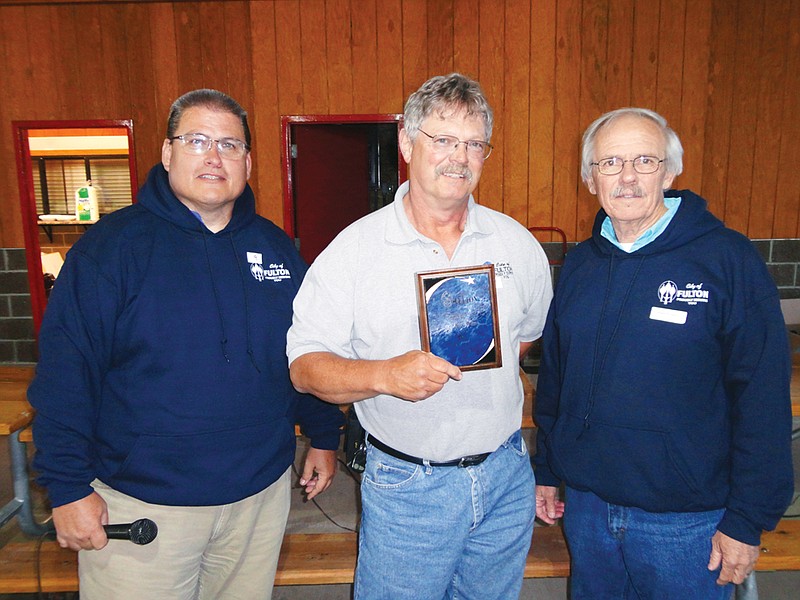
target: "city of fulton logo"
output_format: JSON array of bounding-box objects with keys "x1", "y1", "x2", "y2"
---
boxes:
[
  {"x1": 247, "y1": 251, "x2": 291, "y2": 283},
  {"x1": 658, "y1": 280, "x2": 709, "y2": 306}
]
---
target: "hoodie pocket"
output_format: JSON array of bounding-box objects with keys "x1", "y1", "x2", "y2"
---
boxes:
[
  {"x1": 546, "y1": 413, "x2": 704, "y2": 511},
  {"x1": 111, "y1": 417, "x2": 294, "y2": 503}
]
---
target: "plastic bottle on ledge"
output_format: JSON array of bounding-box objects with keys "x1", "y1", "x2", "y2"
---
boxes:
[{"x1": 75, "y1": 181, "x2": 100, "y2": 222}]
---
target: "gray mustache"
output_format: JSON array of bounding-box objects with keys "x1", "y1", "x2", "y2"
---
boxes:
[{"x1": 612, "y1": 186, "x2": 643, "y2": 197}]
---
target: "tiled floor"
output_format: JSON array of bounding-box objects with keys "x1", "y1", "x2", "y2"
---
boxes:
[{"x1": 2, "y1": 427, "x2": 799, "y2": 599}]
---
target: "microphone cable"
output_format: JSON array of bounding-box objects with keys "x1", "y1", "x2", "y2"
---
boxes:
[
  {"x1": 35, "y1": 528, "x2": 78, "y2": 600},
  {"x1": 35, "y1": 528, "x2": 50, "y2": 599},
  {"x1": 785, "y1": 492, "x2": 800, "y2": 518}
]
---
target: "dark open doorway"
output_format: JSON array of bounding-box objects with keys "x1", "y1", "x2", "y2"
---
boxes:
[{"x1": 281, "y1": 115, "x2": 404, "y2": 264}]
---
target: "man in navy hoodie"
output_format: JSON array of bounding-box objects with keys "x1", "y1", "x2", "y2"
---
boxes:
[
  {"x1": 533, "y1": 107, "x2": 794, "y2": 599},
  {"x1": 28, "y1": 89, "x2": 344, "y2": 599}
]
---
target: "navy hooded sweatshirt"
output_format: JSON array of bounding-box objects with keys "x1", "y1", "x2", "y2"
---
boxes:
[
  {"x1": 533, "y1": 189, "x2": 794, "y2": 545},
  {"x1": 29, "y1": 164, "x2": 343, "y2": 508}
]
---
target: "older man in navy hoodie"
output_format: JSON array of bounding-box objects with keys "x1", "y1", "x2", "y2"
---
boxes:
[
  {"x1": 28, "y1": 89, "x2": 344, "y2": 600},
  {"x1": 533, "y1": 107, "x2": 794, "y2": 599}
]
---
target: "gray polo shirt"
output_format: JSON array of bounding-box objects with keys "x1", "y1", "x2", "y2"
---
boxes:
[{"x1": 287, "y1": 181, "x2": 552, "y2": 461}]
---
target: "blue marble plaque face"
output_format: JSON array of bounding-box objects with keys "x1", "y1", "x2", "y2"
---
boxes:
[{"x1": 417, "y1": 265, "x2": 501, "y2": 370}]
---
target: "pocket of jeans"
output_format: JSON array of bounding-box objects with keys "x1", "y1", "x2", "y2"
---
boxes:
[
  {"x1": 363, "y1": 447, "x2": 421, "y2": 489},
  {"x1": 504, "y1": 430, "x2": 528, "y2": 458}
]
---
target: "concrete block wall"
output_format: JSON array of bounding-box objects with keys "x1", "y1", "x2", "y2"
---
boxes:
[
  {"x1": 0, "y1": 249, "x2": 37, "y2": 363},
  {"x1": 753, "y1": 240, "x2": 800, "y2": 299}
]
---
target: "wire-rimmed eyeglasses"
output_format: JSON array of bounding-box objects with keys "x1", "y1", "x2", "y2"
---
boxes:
[
  {"x1": 418, "y1": 129, "x2": 493, "y2": 160},
  {"x1": 590, "y1": 156, "x2": 665, "y2": 176},
  {"x1": 169, "y1": 133, "x2": 250, "y2": 160}
]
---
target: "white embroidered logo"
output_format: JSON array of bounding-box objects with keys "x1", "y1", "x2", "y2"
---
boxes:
[
  {"x1": 247, "y1": 252, "x2": 291, "y2": 283},
  {"x1": 658, "y1": 281, "x2": 709, "y2": 306},
  {"x1": 263, "y1": 263, "x2": 291, "y2": 283}
]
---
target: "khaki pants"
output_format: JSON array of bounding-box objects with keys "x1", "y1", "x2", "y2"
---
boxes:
[{"x1": 78, "y1": 469, "x2": 291, "y2": 600}]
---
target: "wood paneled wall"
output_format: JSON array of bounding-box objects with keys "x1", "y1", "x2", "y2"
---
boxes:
[{"x1": 1, "y1": 0, "x2": 798, "y2": 248}]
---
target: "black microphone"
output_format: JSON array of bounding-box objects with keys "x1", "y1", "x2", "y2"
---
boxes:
[{"x1": 103, "y1": 518, "x2": 158, "y2": 545}]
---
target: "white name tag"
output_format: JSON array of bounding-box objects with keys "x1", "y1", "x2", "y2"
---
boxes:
[
  {"x1": 246, "y1": 252, "x2": 263, "y2": 264},
  {"x1": 649, "y1": 306, "x2": 687, "y2": 324}
]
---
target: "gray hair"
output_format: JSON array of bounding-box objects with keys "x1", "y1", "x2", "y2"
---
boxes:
[
  {"x1": 403, "y1": 73, "x2": 493, "y2": 142},
  {"x1": 581, "y1": 107, "x2": 683, "y2": 181},
  {"x1": 166, "y1": 89, "x2": 251, "y2": 148}
]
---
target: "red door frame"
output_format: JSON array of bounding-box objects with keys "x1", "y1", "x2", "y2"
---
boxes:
[
  {"x1": 280, "y1": 114, "x2": 404, "y2": 238},
  {"x1": 13, "y1": 119, "x2": 138, "y2": 334}
]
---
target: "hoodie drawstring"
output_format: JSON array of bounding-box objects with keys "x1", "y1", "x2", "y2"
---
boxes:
[
  {"x1": 201, "y1": 232, "x2": 231, "y2": 363},
  {"x1": 230, "y1": 235, "x2": 261, "y2": 373},
  {"x1": 200, "y1": 231, "x2": 261, "y2": 373}
]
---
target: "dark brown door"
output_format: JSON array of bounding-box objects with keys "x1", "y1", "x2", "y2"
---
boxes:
[{"x1": 292, "y1": 124, "x2": 372, "y2": 264}]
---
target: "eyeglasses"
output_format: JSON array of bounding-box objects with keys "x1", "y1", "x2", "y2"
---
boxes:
[
  {"x1": 417, "y1": 129, "x2": 493, "y2": 160},
  {"x1": 169, "y1": 133, "x2": 250, "y2": 160},
  {"x1": 590, "y1": 156, "x2": 665, "y2": 176}
]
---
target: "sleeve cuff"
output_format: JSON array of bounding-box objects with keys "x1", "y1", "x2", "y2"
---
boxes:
[
  {"x1": 45, "y1": 482, "x2": 95, "y2": 509},
  {"x1": 307, "y1": 429, "x2": 343, "y2": 451},
  {"x1": 716, "y1": 510, "x2": 763, "y2": 546},
  {"x1": 532, "y1": 462, "x2": 562, "y2": 488}
]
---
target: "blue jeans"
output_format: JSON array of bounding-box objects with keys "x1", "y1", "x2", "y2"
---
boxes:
[
  {"x1": 563, "y1": 487, "x2": 732, "y2": 600},
  {"x1": 354, "y1": 430, "x2": 535, "y2": 600}
]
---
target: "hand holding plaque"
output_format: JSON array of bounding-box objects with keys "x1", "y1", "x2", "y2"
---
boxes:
[{"x1": 415, "y1": 264, "x2": 502, "y2": 371}]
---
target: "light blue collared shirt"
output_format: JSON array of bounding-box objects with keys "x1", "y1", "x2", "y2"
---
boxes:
[{"x1": 600, "y1": 196, "x2": 681, "y2": 252}]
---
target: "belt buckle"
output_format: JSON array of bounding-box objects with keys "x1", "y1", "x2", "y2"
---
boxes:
[{"x1": 457, "y1": 454, "x2": 484, "y2": 468}]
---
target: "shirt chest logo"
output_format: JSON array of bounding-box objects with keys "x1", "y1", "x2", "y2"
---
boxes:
[
  {"x1": 658, "y1": 280, "x2": 709, "y2": 305},
  {"x1": 494, "y1": 262, "x2": 513, "y2": 279},
  {"x1": 247, "y1": 252, "x2": 292, "y2": 283}
]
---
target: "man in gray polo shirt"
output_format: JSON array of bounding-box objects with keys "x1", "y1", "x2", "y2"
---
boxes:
[{"x1": 287, "y1": 73, "x2": 552, "y2": 600}]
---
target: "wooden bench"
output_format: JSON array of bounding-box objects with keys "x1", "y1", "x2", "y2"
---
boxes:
[
  {"x1": 0, "y1": 366, "x2": 41, "y2": 536},
  {"x1": 0, "y1": 366, "x2": 35, "y2": 437},
  {"x1": 2, "y1": 520, "x2": 800, "y2": 593}
]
